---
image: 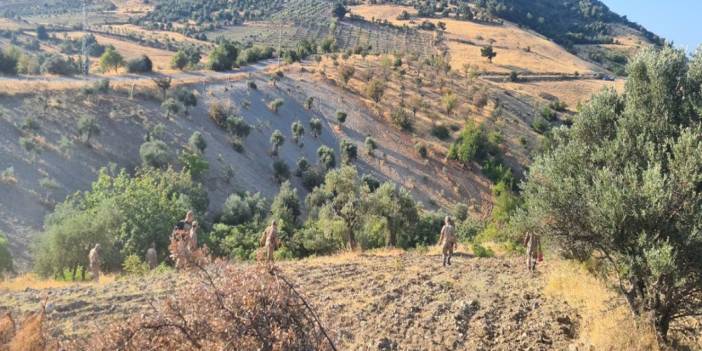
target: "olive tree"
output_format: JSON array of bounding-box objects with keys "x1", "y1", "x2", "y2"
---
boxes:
[{"x1": 513, "y1": 47, "x2": 702, "y2": 342}]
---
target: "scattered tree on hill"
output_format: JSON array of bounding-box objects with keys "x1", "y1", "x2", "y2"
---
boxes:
[
  {"x1": 226, "y1": 116, "x2": 252, "y2": 141},
  {"x1": 335, "y1": 111, "x2": 347, "y2": 124},
  {"x1": 364, "y1": 136, "x2": 377, "y2": 156},
  {"x1": 0, "y1": 232, "x2": 12, "y2": 278},
  {"x1": 173, "y1": 87, "x2": 197, "y2": 113},
  {"x1": 272, "y1": 160, "x2": 290, "y2": 183},
  {"x1": 442, "y1": 92, "x2": 458, "y2": 115},
  {"x1": 208, "y1": 100, "x2": 231, "y2": 126},
  {"x1": 309, "y1": 118, "x2": 323, "y2": 138},
  {"x1": 481, "y1": 45, "x2": 497, "y2": 63},
  {"x1": 291, "y1": 121, "x2": 305, "y2": 146},
  {"x1": 339, "y1": 65, "x2": 355, "y2": 86},
  {"x1": 270, "y1": 130, "x2": 285, "y2": 156},
  {"x1": 317, "y1": 145, "x2": 336, "y2": 170},
  {"x1": 514, "y1": 47, "x2": 702, "y2": 342},
  {"x1": 332, "y1": 3, "x2": 347, "y2": 19},
  {"x1": 365, "y1": 79, "x2": 385, "y2": 103},
  {"x1": 126, "y1": 55, "x2": 153, "y2": 73},
  {"x1": 188, "y1": 131, "x2": 207, "y2": 154},
  {"x1": 36, "y1": 25, "x2": 49, "y2": 40},
  {"x1": 171, "y1": 47, "x2": 201, "y2": 70},
  {"x1": 152, "y1": 76, "x2": 172, "y2": 101},
  {"x1": 368, "y1": 183, "x2": 419, "y2": 247},
  {"x1": 268, "y1": 98, "x2": 284, "y2": 113},
  {"x1": 304, "y1": 97, "x2": 314, "y2": 110},
  {"x1": 161, "y1": 98, "x2": 182, "y2": 119},
  {"x1": 140, "y1": 140, "x2": 171, "y2": 168},
  {"x1": 271, "y1": 181, "x2": 301, "y2": 231},
  {"x1": 99, "y1": 46, "x2": 125, "y2": 72},
  {"x1": 208, "y1": 40, "x2": 239, "y2": 71},
  {"x1": 220, "y1": 192, "x2": 268, "y2": 226},
  {"x1": 340, "y1": 139, "x2": 358, "y2": 164},
  {"x1": 0, "y1": 48, "x2": 19, "y2": 75},
  {"x1": 77, "y1": 116, "x2": 100, "y2": 144}
]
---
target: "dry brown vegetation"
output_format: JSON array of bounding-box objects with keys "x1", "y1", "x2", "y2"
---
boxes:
[
  {"x1": 350, "y1": 4, "x2": 600, "y2": 75},
  {"x1": 4, "y1": 249, "x2": 692, "y2": 350}
]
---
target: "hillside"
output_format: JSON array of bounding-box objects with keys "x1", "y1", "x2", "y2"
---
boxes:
[{"x1": 0, "y1": 250, "x2": 656, "y2": 350}]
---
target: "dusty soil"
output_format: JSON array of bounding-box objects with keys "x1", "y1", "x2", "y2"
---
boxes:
[{"x1": 0, "y1": 251, "x2": 580, "y2": 350}]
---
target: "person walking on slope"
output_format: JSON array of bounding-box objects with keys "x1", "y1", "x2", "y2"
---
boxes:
[
  {"x1": 88, "y1": 244, "x2": 101, "y2": 282},
  {"x1": 439, "y1": 216, "x2": 457, "y2": 267},
  {"x1": 146, "y1": 242, "x2": 158, "y2": 270},
  {"x1": 260, "y1": 220, "x2": 280, "y2": 264},
  {"x1": 523, "y1": 231, "x2": 542, "y2": 272}
]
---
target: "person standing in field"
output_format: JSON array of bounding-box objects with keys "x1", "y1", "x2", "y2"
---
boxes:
[
  {"x1": 146, "y1": 242, "x2": 158, "y2": 270},
  {"x1": 88, "y1": 244, "x2": 101, "y2": 281},
  {"x1": 439, "y1": 216, "x2": 457, "y2": 267},
  {"x1": 260, "y1": 220, "x2": 279, "y2": 263},
  {"x1": 523, "y1": 232, "x2": 542, "y2": 272}
]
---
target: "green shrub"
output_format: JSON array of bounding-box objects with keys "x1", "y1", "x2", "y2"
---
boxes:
[
  {"x1": 471, "y1": 243, "x2": 495, "y2": 258},
  {"x1": 391, "y1": 108, "x2": 412, "y2": 131},
  {"x1": 34, "y1": 168, "x2": 207, "y2": 277},
  {"x1": 0, "y1": 232, "x2": 12, "y2": 277},
  {"x1": 431, "y1": 124, "x2": 450, "y2": 140},
  {"x1": 122, "y1": 254, "x2": 149, "y2": 276},
  {"x1": 140, "y1": 140, "x2": 171, "y2": 168},
  {"x1": 127, "y1": 55, "x2": 153, "y2": 73},
  {"x1": 220, "y1": 192, "x2": 268, "y2": 226}
]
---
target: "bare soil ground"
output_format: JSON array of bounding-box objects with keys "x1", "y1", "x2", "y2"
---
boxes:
[{"x1": 0, "y1": 251, "x2": 581, "y2": 350}]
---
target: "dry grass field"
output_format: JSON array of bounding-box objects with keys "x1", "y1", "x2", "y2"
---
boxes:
[
  {"x1": 63, "y1": 31, "x2": 176, "y2": 72},
  {"x1": 98, "y1": 24, "x2": 211, "y2": 49},
  {"x1": 0, "y1": 18, "x2": 28, "y2": 31},
  {"x1": 495, "y1": 78, "x2": 625, "y2": 110},
  {"x1": 350, "y1": 4, "x2": 602, "y2": 75}
]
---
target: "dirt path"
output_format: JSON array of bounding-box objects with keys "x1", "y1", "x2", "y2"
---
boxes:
[{"x1": 0, "y1": 252, "x2": 578, "y2": 350}]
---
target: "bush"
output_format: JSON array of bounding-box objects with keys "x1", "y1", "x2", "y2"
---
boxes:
[
  {"x1": 431, "y1": 124, "x2": 450, "y2": 140},
  {"x1": 364, "y1": 136, "x2": 377, "y2": 155},
  {"x1": 77, "y1": 116, "x2": 100, "y2": 143},
  {"x1": 126, "y1": 55, "x2": 153, "y2": 73},
  {"x1": 540, "y1": 106, "x2": 557, "y2": 121},
  {"x1": 268, "y1": 98, "x2": 284, "y2": 113},
  {"x1": 390, "y1": 108, "x2": 412, "y2": 131},
  {"x1": 122, "y1": 254, "x2": 149, "y2": 276},
  {"x1": 188, "y1": 131, "x2": 207, "y2": 153},
  {"x1": 220, "y1": 192, "x2": 268, "y2": 226},
  {"x1": 140, "y1": 140, "x2": 171, "y2": 168},
  {"x1": 0, "y1": 232, "x2": 12, "y2": 277},
  {"x1": 317, "y1": 145, "x2": 335, "y2": 170},
  {"x1": 272, "y1": 160, "x2": 290, "y2": 183},
  {"x1": 99, "y1": 46, "x2": 125, "y2": 72},
  {"x1": 340, "y1": 139, "x2": 357, "y2": 164},
  {"x1": 35, "y1": 168, "x2": 208, "y2": 277},
  {"x1": 365, "y1": 79, "x2": 385, "y2": 103},
  {"x1": 447, "y1": 122, "x2": 489, "y2": 163},
  {"x1": 335, "y1": 111, "x2": 347, "y2": 124},
  {"x1": 41, "y1": 54, "x2": 78, "y2": 75},
  {"x1": 208, "y1": 101, "x2": 231, "y2": 126},
  {"x1": 531, "y1": 116, "x2": 550, "y2": 134},
  {"x1": 179, "y1": 150, "x2": 209, "y2": 180},
  {"x1": 301, "y1": 168, "x2": 324, "y2": 191},
  {"x1": 0, "y1": 48, "x2": 19, "y2": 75},
  {"x1": 471, "y1": 243, "x2": 495, "y2": 258},
  {"x1": 415, "y1": 142, "x2": 428, "y2": 158},
  {"x1": 75, "y1": 262, "x2": 337, "y2": 350}
]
